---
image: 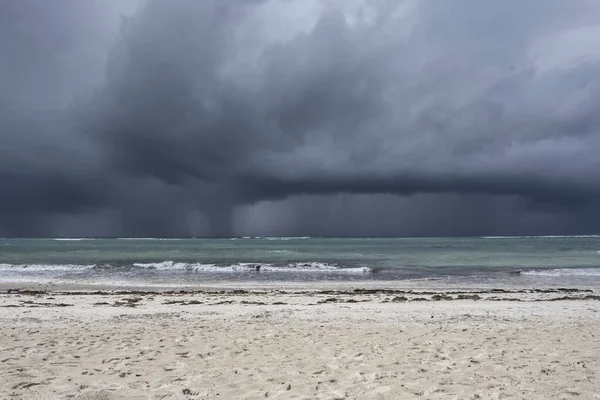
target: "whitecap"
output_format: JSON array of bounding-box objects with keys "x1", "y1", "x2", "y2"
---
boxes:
[
  {"x1": 482, "y1": 235, "x2": 600, "y2": 239},
  {"x1": 0, "y1": 263, "x2": 96, "y2": 271},
  {"x1": 53, "y1": 238, "x2": 94, "y2": 241},
  {"x1": 131, "y1": 261, "x2": 371, "y2": 274},
  {"x1": 520, "y1": 268, "x2": 600, "y2": 277}
]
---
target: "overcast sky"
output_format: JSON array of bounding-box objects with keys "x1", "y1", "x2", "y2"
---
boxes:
[{"x1": 2, "y1": 0, "x2": 600, "y2": 237}]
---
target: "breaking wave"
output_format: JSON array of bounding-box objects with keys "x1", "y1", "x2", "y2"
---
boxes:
[
  {"x1": 232, "y1": 236, "x2": 312, "y2": 240},
  {"x1": 520, "y1": 268, "x2": 600, "y2": 277},
  {"x1": 133, "y1": 261, "x2": 370, "y2": 273},
  {"x1": 116, "y1": 238, "x2": 188, "y2": 240},
  {"x1": 0, "y1": 263, "x2": 96, "y2": 271},
  {"x1": 264, "y1": 236, "x2": 311, "y2": 240},
  {"x1": 53, "y1": 238, "x2": 95, "y2": 241},
  {"x1": 482, "y1": 235, "x2": 600, "y2": 239},
  {"x1": 0, "y1": 262, "x2": 371, "y2": 274}
]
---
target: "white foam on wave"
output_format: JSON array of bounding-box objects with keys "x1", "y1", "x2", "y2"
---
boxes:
[
  {"x1": 264, "y1": 236, "x2": 311, "y2": 240},
  {"x1": 132, "y1": 261, "x2": 370, "y2": 274},
  {"x1": 520, "y1": 268, "x2": 600, "y2": 277},
  {"x1": 265, "y1": 262, "x2": 370, "y2": 273},
  {"x1": 0, "y1": 263, "x2": 96, "y2": 271},
  {"x1": 0, "y1": 261, "x2": 371, "y2": 274},
  {"x1": 117, "y1": 238, "x2": 187, "y2": 240},
  {"x1": 482, "y1": 235, "x2": 600, "y2": 239},
  {"x1": 53, "y1": 238, "x2": 94, "y2": 241},
  {"x1": 133, "y1": 261, "x2": 216, "y2": 270}
]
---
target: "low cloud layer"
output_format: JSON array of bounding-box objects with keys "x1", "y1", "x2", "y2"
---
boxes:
[{"x1": 2, "y1": 0, "x2": 600, "y2": 236}]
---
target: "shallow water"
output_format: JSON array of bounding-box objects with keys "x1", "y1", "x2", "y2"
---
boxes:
[{"x1": 1, "y1": 236, "x2": 599, "y2": 288}]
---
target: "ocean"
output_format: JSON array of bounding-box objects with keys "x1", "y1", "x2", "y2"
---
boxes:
[{"x1": 1, "y1": 236, "x2": 600, "y2": 288}]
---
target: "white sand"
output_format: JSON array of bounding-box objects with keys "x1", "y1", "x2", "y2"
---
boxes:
[{"x1": 1, "y1": 289, "x2": 599, "y2": 399}]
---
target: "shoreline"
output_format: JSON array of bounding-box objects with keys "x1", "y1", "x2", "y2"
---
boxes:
[
  {"x1": 1, "y1": 285, "x2": 599, "y2": 300},
  {"x1": 2, "y1": 277, "x2": 600, "y2": 293}
]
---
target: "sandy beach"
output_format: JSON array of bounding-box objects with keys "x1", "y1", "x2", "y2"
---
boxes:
[{"x1": 1, "y1": 286, "x2": 599, "y2": 400}]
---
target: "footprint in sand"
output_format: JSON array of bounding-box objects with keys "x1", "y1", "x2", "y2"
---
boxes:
[{"x1": 75, "y1": 389, "x2": 117, "y2": 400}]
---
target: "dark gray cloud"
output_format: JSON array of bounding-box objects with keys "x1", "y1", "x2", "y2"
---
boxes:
[
  {"x1": 1, "y1": 0, "x2": 600, "y2": 237},
  {"x1": 0, "y1": 0, "x2": 135, "y2": 234}
]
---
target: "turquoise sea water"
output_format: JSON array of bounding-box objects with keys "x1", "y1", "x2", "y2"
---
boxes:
[{"x1": 1, "y1": 236, "x2": 600, "y2": 287}]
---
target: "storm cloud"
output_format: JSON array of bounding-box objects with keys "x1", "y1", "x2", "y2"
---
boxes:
[{"x1": 2, "y1": 0, "x2": 600, "y2": 237}]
